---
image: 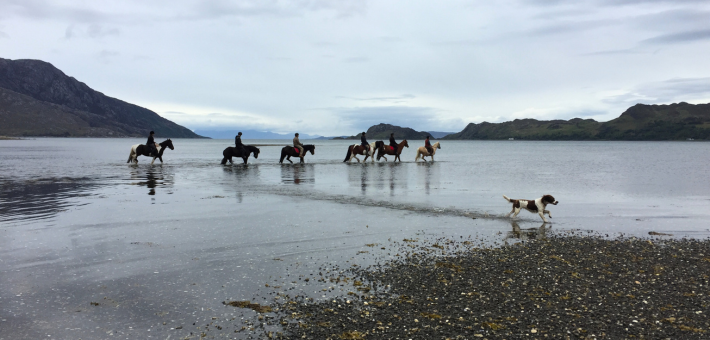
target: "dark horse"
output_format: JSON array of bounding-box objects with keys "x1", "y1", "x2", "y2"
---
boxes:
[
  {"x1": 221, "y1": 145, "x2": 261, "y2": 165},
  {"x1": 280, "y1": 144, "x2": 315, "y2": 164},
  {"x1": 377, "y1": 139, "x2": 409, "y2": 162},
  {"x1": 127, "y1": 139, "x2": 174, "y2": 164}
]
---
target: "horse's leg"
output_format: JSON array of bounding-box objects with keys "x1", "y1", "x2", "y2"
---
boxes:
[
  {"x1": 287, "y1": 156, "x2": 293, "y2": 164},
  {"x1": 354, "y1": 155, "x2": 360, "y2": 163},
  {"x1": 151, "y1": 157, "x2": 156, "y2": 165}
]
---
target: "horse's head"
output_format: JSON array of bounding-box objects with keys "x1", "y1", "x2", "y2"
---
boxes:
[
  {"x1": 402, "y1": 140, "x2": 409, "y2": 148},
  {"x1": 253, "y1": 147, "x2": 260, "y2": 159},
  {"x1": 434, "y1": 142, "x2": 441, "y2": 149},
  {"x1": 308, "y1": 145, "x2": 315, "y2": 155},
  {"x1": 162, "y1": 139, "x2": 175, "y2": 150}
]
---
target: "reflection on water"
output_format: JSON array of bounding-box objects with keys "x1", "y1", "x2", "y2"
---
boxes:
[
  {"x1": 417, "y1": 162, "x2": 440, "y2": 195},
  {"x1": 0, "y1": 178, "x2": 96, "y2": 224},
  {"x1": 281, "y1": 164, "x2": 313, "y2": 185},
  {"x1": 131, "y1": 167, "x2": 174, "y2": 196},
  {"x1": 504, "y1": 221, "x2": 549, "y2": 243}
]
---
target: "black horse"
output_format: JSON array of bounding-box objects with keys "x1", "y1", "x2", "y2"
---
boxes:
[
  {"x1": 127, "y1": 139, "x2": 174, "y2": 164},
  {"x1": 280, "y1": 144, "x2": 315, "y2": 164},
  {"x1": 221, "y1": 145, "x2": 260, "y2": 165}
]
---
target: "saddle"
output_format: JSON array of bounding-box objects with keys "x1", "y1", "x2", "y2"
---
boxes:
[
  {"x1": 389, "y1": 146, "x2": 395, "y2": 152},
  {"x1": 293, "y1": 146, "x2": 301, "y2": 154}
]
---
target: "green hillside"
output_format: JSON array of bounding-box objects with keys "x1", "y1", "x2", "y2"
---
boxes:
[{"x1": 443, "y1": 102, "x2": 710, "y2": 140}]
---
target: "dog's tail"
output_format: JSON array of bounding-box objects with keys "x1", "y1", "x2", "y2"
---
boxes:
[{"x1": 503, "y1": 195, "x2": 512, "y2": 202}]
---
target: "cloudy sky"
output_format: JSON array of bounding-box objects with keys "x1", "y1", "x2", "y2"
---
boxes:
[{"x1": 2, "y1": 0, "x2": 710, "y2": 136}]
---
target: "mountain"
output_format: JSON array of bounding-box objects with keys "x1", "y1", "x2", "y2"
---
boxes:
[
  {"x1": 334, "y1": 123, "x2": 434, "y2": 140},
  {"x1": 0, "y1": 58, "x2": 202, "y2": 138},
  {"x1": 443, "y1": 102, "x2": 710, "y2": 140},
  {"x1": 193, "y1": 129, "x2": 322, "y2": 139},
  {"x1": 426, "y1": 131, "x2": 456, "y2": 139}
]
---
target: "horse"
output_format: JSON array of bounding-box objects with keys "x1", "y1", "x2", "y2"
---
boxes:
[
  {"x1": 343, "y1": 141, "x2": 384, "y2": 163},
  {"x1": 280, "y1": 144, "x2": 315, "y2": 164},
  {"x1": 221, "y1": 145, "x2": 260, "y2": 165},
  {"x1": 377, "y1": 140, "x2": 409, "y2": 162},
  {"x1": 414, "y1": 141, "x2": 441, "y2": 162},
  {"x1": 127, "y1": 139, "x2": 174, "y2": 165}
]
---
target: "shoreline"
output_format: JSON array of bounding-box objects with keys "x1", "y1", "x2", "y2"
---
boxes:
[{"x1": 243, "y1": 234, "x2": 710, "y2": 339}]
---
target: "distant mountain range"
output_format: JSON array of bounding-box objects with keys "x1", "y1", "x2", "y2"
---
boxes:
[
  {"x1": 333, "y1": 123, "x2": 454, "y2": 140},
  {"x1": 0, "y1": 58, "x2": 202, "y2": 138},
  {"x1": 193, "y1": 129, "x2": 322, "y2": 140},
  {"x1": 443, "y1": 102, "x2": 710, "y2": 140}
]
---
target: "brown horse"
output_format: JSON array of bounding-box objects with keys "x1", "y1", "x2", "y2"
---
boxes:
[
  {"x1": 343, "y1": 141, "x2": 383, "y2": 163},
  {"x1": 280, "y1": 144, "x2": 315, "y2": 164},
  {"x1": 376, "y1": 140, "x2": 409, "y2": 162}
]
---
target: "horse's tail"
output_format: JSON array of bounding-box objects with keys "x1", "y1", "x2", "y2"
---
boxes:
[
  {"x1": 376, "y1": 147, "x2": 381, "y2": 161},
  {"x1": 221, "y1": 157, "x2": 228, "y2": 165},
  {"x1": 343, "y1": 145, "x2": 353, "y2": 162},
  {"x1": 279, "y1": 148, "x2": 286, "y2": 164},
  {"x1": 415, "y1": 149, "x2": 421, "y2": 161},
  {"x1": 127, "y1": 148, "x2": 134, "y2": 163}
]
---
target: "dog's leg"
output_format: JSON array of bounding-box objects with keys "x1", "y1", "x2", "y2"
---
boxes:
[
  {"x1": 505, "y1": 208, "x2": 515, "y2": 218},
  {"x1": 513, "y1": 208, "x2": 521, "y2": 218},
  {"x1": 544, "y1": 210, "x2": 552, "y2": 218},
  {"x1": 538, "y1": 211, "x2": 548, "y2": 223}
]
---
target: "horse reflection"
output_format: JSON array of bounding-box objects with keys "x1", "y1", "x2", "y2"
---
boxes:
[
  {"x1": 504, "y1": 221, "x2": 550, "y2": 243},
  {"x1": 418, "y1": 162, "x2": 439, "y2": 195},
  {"x1": 281, "y1": 164, "x2": 313, "y2": 185},
  {"x1": 131, "y1": 168, "x2": 170, "y2": 195}
]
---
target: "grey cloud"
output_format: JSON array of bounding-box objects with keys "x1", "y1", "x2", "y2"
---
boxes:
[
  {"x1": 96, "y1": 50, "x2": 120, "y2": 64},
  {"x1": 343, "y1": 56, "x2": 369, "y2": 63},
  {"x1": 328, "y1": 106, "x2": 464, "y2": 132},
  {"x1": 604, "y1": 77, "x2": 710, "y2": 105},
  {"x1": 527, "y1": 19, "x2": 615, "y2": 36},
  {"x1": 184, "y1": 0, "x2": 367, "y2": 21},
  {"x1": 0, "y1": 31, "x2": 8, "y2": 39},
  {"x1": 580, "y1": 48, "x2": 654, "y2": 56},
  {"x1": 336, "y1": 94, "x2": 415, "y2": 103},
  {"x1": 66, "y1": 24, "x2": 120, "y2": 39},
  {"x1": 641, "y1": 29, "x2": 710, "y2": 45}
]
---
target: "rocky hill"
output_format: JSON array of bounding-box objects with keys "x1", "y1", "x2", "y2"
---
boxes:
[
  {"x1": 443, "y1": 102, "x2": 710, "y2": 140},
  {"x1": 335, "y1": 123, "x2": 433, "y2": 140},
  {"x1": 0, "y1": 58, "x2": 202, "y2": 138}
]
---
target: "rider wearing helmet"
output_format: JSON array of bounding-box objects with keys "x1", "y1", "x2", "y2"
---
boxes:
[
  {"x1": 361, "y1": 132, "x2": 369, "y2": 152},
  {"x1": 235, "y1": 132, "x2": 246, "y2": 155},
  {"x1": 425, "y1": 136, "x2": 433, "y2": 155},
  {"x1": 147, "y1": 131, "x2": 158, "y2": 156},
  {"x1": 389, "y1": 132, "x2": 397, "y2": 152},
  {"x1": 293, "y1": 133, "x2": 305, "y2": 157}
]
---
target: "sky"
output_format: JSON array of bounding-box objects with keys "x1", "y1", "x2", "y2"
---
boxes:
[{"x1": 1, "y1": 0, "x2": 710, "y2": 136}]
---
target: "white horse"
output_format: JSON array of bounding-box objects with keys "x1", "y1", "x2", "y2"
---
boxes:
[
  {"x1": 414, "y1": 141, "x2": 441, "y2": 162},
  {"x1": 343, "y1": 141, "x2": 383, "y2": 163}
]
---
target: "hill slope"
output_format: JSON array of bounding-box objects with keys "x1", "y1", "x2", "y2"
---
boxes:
[
  {"x1": 0, "y1": 58, "x2": 202, "y2": 138},
  {"x1": 335, "y1": 123, "x2": 433, "y2": 140},
  {"x1": 443, "y1": 102, "x2": 710, "y2": 140}
]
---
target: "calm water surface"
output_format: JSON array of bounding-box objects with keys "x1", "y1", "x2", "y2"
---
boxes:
[{"x1": 1, "y1": 138, "x2": 709, "y2": 339}]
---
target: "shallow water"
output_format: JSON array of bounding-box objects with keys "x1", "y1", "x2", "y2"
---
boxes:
[{"x1": 1, "y1": 138, "x2": 709, "y2": 339}]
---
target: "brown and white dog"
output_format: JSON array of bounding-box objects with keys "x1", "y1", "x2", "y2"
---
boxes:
[{"x1": 503, "y1": 195, "x2": 558, "y2": 223}]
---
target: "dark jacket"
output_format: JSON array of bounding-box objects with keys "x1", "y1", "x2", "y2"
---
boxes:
[
  {"x1": 361, "y1": 134, "x2": 368, "y2": 147},
  {"x1": 147, "y1": 135, "x2": 155, "y2": 146},
  {"x1": 389, "y1": 136, "x2": 397, "y2": 149},
  {"x1": 235, "y1": 135, "x2": 243, "y2": 147}
]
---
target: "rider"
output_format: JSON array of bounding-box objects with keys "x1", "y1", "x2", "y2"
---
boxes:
[
  {"x1": 293, "y1": 133, "x2": 305, "y2": 157},
  {"x1": 235, "y1": 132, "x2": 245, "y2": 155},
  {"x1": 425, "y1": 135, "x2": 433, "y2": 155},
  {"x1": 389, "y1": 132, "x2": 397, "y2": 152},
  {"x1": 146, "y1": 130, "x2": 158, "y2": 156},
  {"x1": 361, "y1": 132, "x2": 369, "y2": 152}
]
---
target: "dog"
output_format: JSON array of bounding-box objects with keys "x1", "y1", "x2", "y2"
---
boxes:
[{"x1": 503, "y1": 194, "x2": 558, "y2": 223}]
